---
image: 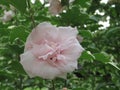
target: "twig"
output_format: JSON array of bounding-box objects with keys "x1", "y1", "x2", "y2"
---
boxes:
[
  {"x1": 52, "y1": 80, "x2": 55, "y2": 90},
  {"x1": 27, "y1": 0, "x2": 36, "y2": 28}
]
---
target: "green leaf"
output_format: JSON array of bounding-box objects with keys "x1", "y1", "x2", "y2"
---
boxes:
[
  {"x1": 60, "y1": 7, "x2": 89, "y2": 26},
  {"x1": 72, "y1": 88, "x2": 85, "y2": 90},
  {"x1": 89, "y1": 15, "x2": 100, "y2": 22},
  {"x1": 9, "y1": 26, "x2": 29, "y2": 43},
  {"x1": 108, "y1": 62, "x2": 120, "y2": 71},
  {"x1": 0, "y1": 70, "x2": 14, "y2": 81},
  {"x1": 0, "y1": 28, "x2": 10, "y2": 36},
  {"x1": 61, "y1": 0, "x2": 69, "y2": 6},
  {"x1": 87, "y1": 44, "x2": 100, "y2": 53},
  {"x1": 24, "y1": 87, "x2": 32, "y2": 90},
  {"x1": 73, "y1": 0, "x2": 90, "y2": 8},
  {"x1": 10, "y1": 61, "x2": 26, "y2": 74},
  {"x1": 79, "y1": 30, "x2": 93, "y2": 39},
  {"x1": 8, "y1": 44, "x2": 24, "y2": 54},
  {"x1": 6, "y1": 0, "x2": 27, "y2": 13},
  {"x1": 96, "y1": 83, "x2": 106, "y2": 90},
  {"x1": 0, "y1": 0, "x2": 9, "y2": 5},
  {"x1": 105, "y1": 27, "x2": 120, "y2": 38},
  {"x1": 0, "y1": 0, "x2": 27, "y2": 13},
  {"x1": 94, "y1": 52, "x2": 110, "y2": 63},
  {"x1": 41, "y1": 87, "x2": 49, "y2": 90},
  {"x1": 80, "y1": 51, "x2": 95, "y2": 61}
]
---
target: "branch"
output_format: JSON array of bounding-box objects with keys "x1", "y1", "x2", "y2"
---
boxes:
[{"x1": 27, "y1": 0, "x2": 36, "y2": 28}]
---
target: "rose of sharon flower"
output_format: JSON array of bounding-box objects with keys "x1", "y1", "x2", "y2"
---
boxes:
[
  {"x1": 20, "y1": 22, "x2": 84, "y2": 79},
  {"x1": 2, "y1": 10, "x2": 15, "y2": 22},
  {"x1": 48, "y1": 0, "x2": 63, "y2": 15},
  {"x1": 48, "y1": 0, "x2": 75, "y2": 15}
]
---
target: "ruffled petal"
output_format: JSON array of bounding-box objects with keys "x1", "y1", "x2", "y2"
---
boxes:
[
  {"x1": 58, "y1": 27, "x2": 78, "y2": 41},
  {"x1": 31, "y1": 44, "x2": 53, "y2": 59},
  {"x1": 20, "y1": 22, "x2": 84, "y2": 79},
  {"x1": 27, "y1": 22, "x2": 59, "y2": 44},
  {"x1": 20, "y1": 51, "x2": 66, "y2": 79},
  {"x1": 60, "y1": 38, "x2": 84, "y2": 61}
]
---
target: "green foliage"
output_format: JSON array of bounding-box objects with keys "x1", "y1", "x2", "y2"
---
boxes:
[
  {"x1": 10, "y1": 26, "x2": 29, "y2": 43},
  {"x1": 79, "y1": 30, "x2": 93, "y2": 39},
  {"x1": 0, "y1": 0, "x2": 120, "y2": 90},
  {"x1": 94, "y1": 52, "x2": 110, "y2": 63},
  {"x1": 0, "y1": 0, "x2": 27, "y2": 13},
  {"x1": 80, "y1": 50, "x2": 95, "y2": 61}
]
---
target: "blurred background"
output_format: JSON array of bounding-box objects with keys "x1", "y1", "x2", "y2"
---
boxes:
[{"x1": 0, "y1": 0, "x2": 120, "y2": 90}]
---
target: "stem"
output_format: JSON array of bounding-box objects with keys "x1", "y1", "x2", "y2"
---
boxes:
[
  {"x1": 92, "y1": 76, "x2": 95, "y2": 90},
  {"x1": 38, "y1": 2, "x2": 46, "y2": 11},
  {"x1": 64, "y1": 79, "x2": 67, "y2": 87},
  {"x1": 52, "y1": 80, "x2": 55, "y2": 90},
  {"x1": 19, "y1": 76, "x2": 23, "y2": 90},
  {"x1": 27, "y1": 0, "x2": 36, "y2": 28}
]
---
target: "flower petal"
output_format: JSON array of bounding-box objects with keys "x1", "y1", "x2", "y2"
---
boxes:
[
  {"x1": 20, "y1": 22, "x2": 84, "y2": 79},
  {"x1": 20, "y1": 51, "x2": 66, "y2": 79},
  {"x1": 60, "y1": 38, "x2": 84, "y2": 61},
  {"x1": 27, "y1": 22, "x2": 59, "y2": 44},
  {"x1": 58, "y1": 27, "x2": 78, "y2": 41}
]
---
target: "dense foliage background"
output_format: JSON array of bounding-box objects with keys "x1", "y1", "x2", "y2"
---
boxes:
[{"x1": 0, "y1": 0, "x2": 120, "y2": 90}]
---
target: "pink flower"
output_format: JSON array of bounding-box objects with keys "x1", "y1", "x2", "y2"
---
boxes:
[
  {"x1": 48, "y1": 0, "x2": 63, "y2": 15},
  {"x1": 48, "y1": 0, "x2": 75, "y2": 15},
  {"x1": 20, "y1": 22, "x2": 84, "y2": 79},
  {"x1": 2, "y1": 10, "x2": 15, "y2": 22}
]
